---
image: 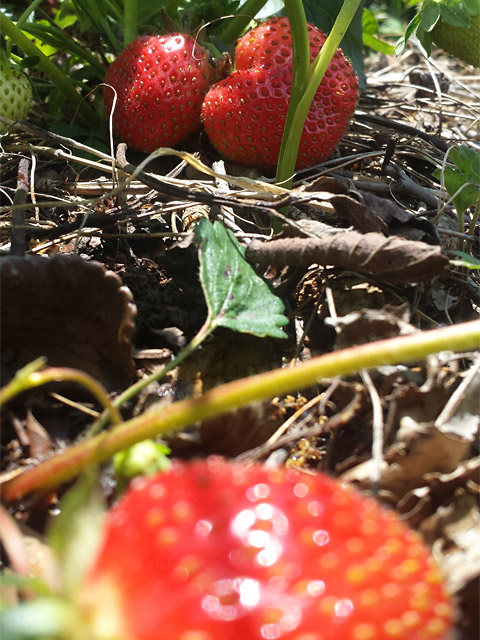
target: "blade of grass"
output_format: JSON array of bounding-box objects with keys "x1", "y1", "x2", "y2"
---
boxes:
[
  {"x1": 219, "y1": 0, "x2": 269, "y2": 43},
  {"x1": 275, "y1": 0, "x2": 362, "y2": 189},
  {"x1": 275, "y1": 0, "x2": 310, "y2": 187},
  {"x1": 123, "y1": 0, "x2": 138, "y2": 46}
]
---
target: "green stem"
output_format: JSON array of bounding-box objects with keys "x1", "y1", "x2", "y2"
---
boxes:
[
  {"x1": 3, "y1": 320, "x2": 480, "y2": 501},
  {"x1": 0, "y1": 13, "x2": 99, "y2": 126},
  {"x1": 17, "y1": 0, "x2": 45, "y2": 29},
  {"x1": 123, "y1": 0, "x2": 138, "y2": 46},
  {"x1": 87, "y1": 319, "x2": 214, "y2": 435},
  {"x1": 219, "y1": 0, "x2": 269, "y2": 44},
  {"x1": 468, "y1": 197, "x2": 480, "y2": 236},
  {"x1": 275, "y1": 0, "x2": 362, "y2": 189},
  {"x1": 0, "y1": 359, "x2": 122, "y2": 426},
  {"x1": 275, "y1": 0, "x2": 310, "y2": 187},
  {"x1": 164, "y1": 0, "x2": 180, "y2": 21}
]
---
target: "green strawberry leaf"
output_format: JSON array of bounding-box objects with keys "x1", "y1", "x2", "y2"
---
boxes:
[
  {"x1": 418, "y1": 0, "x2": 441, "y2": 31},
  {"x1": 47, "y1": 471, "x2": 105, "y2": 596},
  {"x1": 195, "y1": 219, "x2": 288, "y2": 339},
  {"x1": 397, "y1": 0, "x2": 480, "y2": 55},
  {"x1": 362, "y1": 9, "x2": 396, "y2": 55},
  {"x1": 438, "y1": 0, "x2": 476, "y2": 26},
  {"x1": 435, "y1": 146, "x2": 480, "y2": 215}
]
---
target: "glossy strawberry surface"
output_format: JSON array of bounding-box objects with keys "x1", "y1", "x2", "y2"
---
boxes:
[
  {"x1": 82, "y1": 458, "x2": 453, "y2": 640},
  {"x1": 201, "y1": 61, "x2": 358, "y2": 170},
  {"x1": 104, "y1": 34, "x2": 215, "y2": 153},
  {"x1": 201, "y1": 18, "x2": 358, "y2": 170},
  {"x1": 235, "y1": 16, "x2": 327, "y2": 70}
]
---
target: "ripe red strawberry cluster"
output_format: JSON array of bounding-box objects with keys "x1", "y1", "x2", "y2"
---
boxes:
[
  {"x1": 202, "y1": 17, "x2": 359, "y2": 170},
  {"x1": 80, "y1": 458, "x2": 453, "y2": 640},
  {"x1": 104, "y1": 18, "x2": 358, "y2": 170}
]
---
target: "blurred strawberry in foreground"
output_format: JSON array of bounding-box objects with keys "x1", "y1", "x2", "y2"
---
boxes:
[
  {"x1": 80, "y1": 457, "x2": 453, "y2": 640},
  {"x1": 0, "y1": 62, "x2": 32, "y2": 133},
  {"x1": 201, "y1": 18, "x2": 358, "y2": 170},
  {"x1": 104, "y1": 34, "x2": 215, "y2": 153}
]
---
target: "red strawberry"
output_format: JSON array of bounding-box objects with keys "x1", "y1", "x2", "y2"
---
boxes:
[
  {"x1": 201, "y1": 19, "x2": 358, "y2": 170},
  {"x1": 235, "y1": 16, "x2": 326, "y2": 70},
  {"x1": 81, "y1": 458, "x2": 453, "y2": 640},
  {"x1": 104, "y1": 34, "x2": 215, "y2": 153}
]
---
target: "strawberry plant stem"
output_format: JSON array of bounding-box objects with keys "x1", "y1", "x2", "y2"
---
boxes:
[
  {"x1": 469, "y1": 198, "x2": 480, "y2": 235},
  {"x1": 275, "y1": 0, "x2": 310, "y2": 188},
  {"x1": 87, "y1": 319, "x2": 214, "y2": 436},
  {"x1": 164, "y1": 0, "x2": 179, "y2": 18},
  {"x1": 0, "y1": 13, "x2": 99, "y2": 126},
  {"x1": 0, "y1": 359, "x2": 122, "y2": 425},
  {"x1": 276, "y1": 0, "x2": 362, "y2": 189},
  {"x1": 16, "y1": 0, "x2": 44, "y2": 31},
  {"x1": 123, "y1": 0, "x2": 138, "y2": 46},
  {"x1": 3, "y1": 320, "x2": 480, "y2": 501},
  {"x1": 219, "y1": 0, "x2": 268, "y2": 43}
]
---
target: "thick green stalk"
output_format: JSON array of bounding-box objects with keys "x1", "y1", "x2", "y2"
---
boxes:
[
  {"x1": 275, "y1": 0, "x2": 362, "y2": 189},
  {"x1": 17, "y1": 0, "x2": 45, "y2": 29},
  {"x1": 0, "y1": 360, "x2": 122, "y2": 425},
  {"x1": 275, "y1": 0, "x2": 310, "y2": 186},
  {"x1": 0, "y1": 13, "x2": 99, "y2": 126},
  {"x1": 3, "y1": 320, "x2": 480, "y2": 501},
  {"x1": 219, "y1": 0, "x2": 269, "y2": 43},
  {"x1": 123, "y1": 0, "x2": 138, "y2": 46},
  {"x1": 469, "y1": 198, "x2": 480, "y2": 235}
]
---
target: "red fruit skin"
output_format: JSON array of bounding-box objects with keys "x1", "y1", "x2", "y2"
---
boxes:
[
  {"x1": 235, "y1": 16, "x2": 327, "y2": 70},
  {"x1": 201, "y1": 60, "x2": 358, "y2": 170},
  {"x1": 201, "y1": 17, "x2": 358, "y2": 170},
  {"x1": 104, "y1": 34, "x2": 215, "y2": 153},
  {"x1": 82, "y1": 458, "x2": 453, "y2": 640}
]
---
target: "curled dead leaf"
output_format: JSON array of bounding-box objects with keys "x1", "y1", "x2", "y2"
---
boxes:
[
  {"x1": 0, "y1": 255, "x2": 136, "y2": 390},
  {"x1": 245, "y1": 231, "x2": 449, "y2": 283}
]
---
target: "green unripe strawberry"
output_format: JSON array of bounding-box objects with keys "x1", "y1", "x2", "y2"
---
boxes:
[
  {"x1": 431, "y1": 14, "x2": 480, "y2": 67},
  {"x1": 0, "y1": 62, "x2": 32, "y2": 133}
]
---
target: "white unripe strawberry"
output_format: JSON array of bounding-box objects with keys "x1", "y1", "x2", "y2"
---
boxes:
[{"x1": 0, "y1": 62, "x2": 32, "y2": 133}]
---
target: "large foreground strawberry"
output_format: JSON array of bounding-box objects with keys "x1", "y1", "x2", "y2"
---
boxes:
[
  {"x1": 201, "y1": 18, "x2": 358, "y2": 170},
  {"x1": 104, "y1": 34, "x2": 215, "y2": 153},
  {"x1": 80, "y1": 457, "x2": 453, "y2": 640}
]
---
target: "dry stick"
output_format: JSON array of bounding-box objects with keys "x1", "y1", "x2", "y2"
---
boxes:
[
  {"x1": 355, "y1": 111, "x2": 450, "y2": 152},
  {"x1": 2, "y1": 320, "x2": 480, "y2": 501},
  {"x1": 10, "y1": 158, "x2": 30, "y2": 256}
]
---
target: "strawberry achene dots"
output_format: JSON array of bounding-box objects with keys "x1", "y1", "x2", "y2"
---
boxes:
[
  {"x1": 81, "y1": 458, "x2": 453, "y2": 640},
  {"x1": 201, "y1": 18, "x2": 358, "y2": 171},
  {"x1": 104, "y1": 34, "x2": 215, "y2": 153}
]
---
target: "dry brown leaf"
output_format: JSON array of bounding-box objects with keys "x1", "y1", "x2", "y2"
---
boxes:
[
  {"x1": 0, "y1": 254, "x2": 137, "y2": 390},
  {"x1": 245, "y1": 231, "x2": 449, "y2": 282}
]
